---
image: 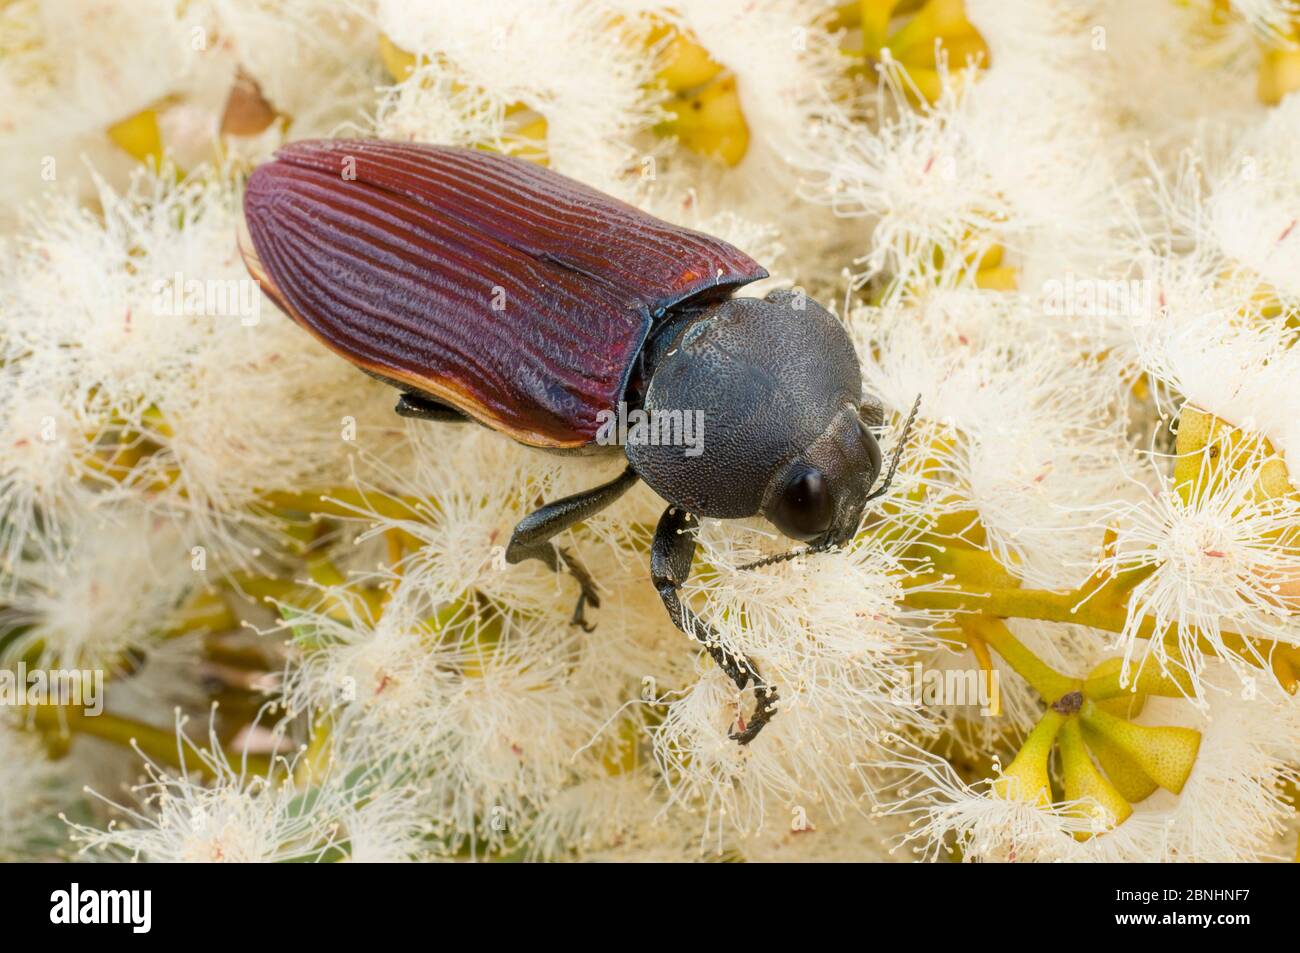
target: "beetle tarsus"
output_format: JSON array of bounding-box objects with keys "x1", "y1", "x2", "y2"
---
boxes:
[
  {"x1": 558, "y1": 548, "x2": 600, "y2": 631},
  {"x1": 506, "y1": 467, "x2": 637, "y2": 629},
  {"x1": 569, "y1": 592, "x2": 596, "y2": 633},
  {"x1": 731, "y1": 682, "x2": 778, "y2": 745},
  {"x1": 651, "y1": 505, "x2": 779, "y2": 744},
  {"x1": 508, "y1": 539, "x2": 602, "y2": 629}
]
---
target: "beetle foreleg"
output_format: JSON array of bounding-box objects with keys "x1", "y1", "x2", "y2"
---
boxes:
[
  {"x1": 506, "y1": 466, "x2": 639, "y2": 629},
  {"x1": 650, "y1": 506, "x2": 778, "y2": 745}
]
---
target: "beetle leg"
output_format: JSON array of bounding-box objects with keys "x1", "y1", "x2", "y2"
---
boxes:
[
  {"x1": 559, "y1": 549, "x2": 598, "y2": 633},
  {"x1": 506, "y1": 466, "x2": 639, "y2": 629},
  {"x1": 395, "y1": 393, "x2": 468, "y2": 422},
  {"x1": 650, "y1": 506, "x2": 778, "y2": 744}
]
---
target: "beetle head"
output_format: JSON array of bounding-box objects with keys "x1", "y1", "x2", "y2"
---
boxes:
[
  {"x1": 743, "y1": 395, "x2": 919, "y2": 570},
  {"x1": 629, "y1": 291, "x2": 897, "y2": 551},
  {"x1": 761, "y1": 404, "x2": 883, "y2": 548}
]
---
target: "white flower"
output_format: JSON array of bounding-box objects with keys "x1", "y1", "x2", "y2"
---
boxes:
[
  {"x1": 800, "y1": 65, "x2": 1014, "y2": 288},
  {"x1": 280, "y1": 571, "x2": 610, "y2": 853},
  {"x1": 375, "y1": 0, "x2": 659, "y2": 189},
  {"x1": 1093, "y1": 450, "x2": 1300, "y2": 690},
  {"x1": 1230, "y1": 0, "x2": 1300, "y2": 42},
  {"x1": 854, "y1": 292, "x2": 1136, "y2": 589},
  {"x1": 2, "y1": 167, "x2": 396, "y2": 566},
  {"x1": 1089, "y1": 0, "x2": 1259, "y2": 139},
  {"x1": 798, "y1": 25, "x2": 1123, "y2": 291},
  {"x1": 523, "y1": 772, "x2": 679, "y2": 861},
  {"x1": 67, "y1": 712, "x2": 427, "y2": 862},
  {"x1": 1, "y1": 507, "x2": 199, "y2": 669},
  {"x1": 0, "y1": 719, "x2": 67, "y2": 861},
  {"x1": 0, "y1": 0, "x2": 376, "y2": 225}
]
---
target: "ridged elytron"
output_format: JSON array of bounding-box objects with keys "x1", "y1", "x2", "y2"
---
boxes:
[{"x1": 241, "y1": 139, "x2": 917, "y2": 744}]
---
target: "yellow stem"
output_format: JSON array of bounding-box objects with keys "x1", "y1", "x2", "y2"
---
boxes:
[
  {"x1": 24, "y1": 705, "x2": 271, "y2": 778},
  {"x1": 259, "y1": 488, "x2": 433, "y2": 524},
  {"x1": 960, "y1": 615, "x2": 1080, "y2": 703},
  {"x1": 905, "y1": 541, "x2": 1300, "y2": 694}
]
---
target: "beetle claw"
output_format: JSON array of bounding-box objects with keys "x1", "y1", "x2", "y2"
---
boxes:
[
  {"x1": 569, "y1": 591, "x2": 597, "y2": 632},
  {"x1": 558, "y1": 548, "x2": 601, "y2": 607},
  {"x1": 727, "y1": 675, "x2": 779, "y2": 745}
]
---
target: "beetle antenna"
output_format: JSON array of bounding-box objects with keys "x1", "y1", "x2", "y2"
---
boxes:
[
  {"x1": 865, "y1": 394, "x2": 921, "y2": 503},
  {"x1": 737, "y1": 547, "x2": 810, "y2": 571},
  {"x1": 736, "y1": 539, "x2": 839, "y2": 571}
]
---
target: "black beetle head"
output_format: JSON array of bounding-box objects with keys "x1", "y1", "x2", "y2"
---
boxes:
[
  {"x1": 763, "y1": 407, "x2": 883, "y2": 547},
  {"x1": 628, "y1": 290, "x2": 880, "y2": 547}
]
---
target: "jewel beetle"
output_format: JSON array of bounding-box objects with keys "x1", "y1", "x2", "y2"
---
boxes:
[{"x1": 240, "y1": 138, "x2": 918, "y2": 744}]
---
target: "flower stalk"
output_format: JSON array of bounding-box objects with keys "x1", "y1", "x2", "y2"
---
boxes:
[{"x1": 23, "y1": 704, "x2": 271, "y2": 779}]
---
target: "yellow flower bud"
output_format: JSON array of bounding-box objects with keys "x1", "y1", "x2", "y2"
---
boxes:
[
  {"x1": 992, "y1": 708, "x2": 1065, "y2": 807},
  {"x1": 379, "y1": 33, "x2": 420, "y2": 82},
  {"x1": 1059, "y1": 718, "x2": 1133, "y2": 838},
  {"x1": 107, "y1": 109, "x2": 163, "y2": 165},
  {"x1": 1081, "y1": 720, "x2": 1159, "y2": 804},
  {"x1": 653, "y1": 26, "x2": 724, "y2": 91},
  {"x1": 1258, "y1": 42, "x2": 1300, "y2": 106},
  {"x1": 659, "y1": 75, "x2": 750, "y2": 166},
  {"x1": 1081, "y1": 700, "x2": 1201, "y2": 795}
]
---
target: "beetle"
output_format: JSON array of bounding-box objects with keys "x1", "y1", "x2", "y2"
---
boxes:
[{"x1": 240, "y1": 138, "x2": 917, "y2": 744}]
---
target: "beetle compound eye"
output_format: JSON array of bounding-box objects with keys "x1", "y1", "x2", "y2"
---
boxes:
[{"x1": 771, "y1": 467, "x2": 834, "y2": 541}]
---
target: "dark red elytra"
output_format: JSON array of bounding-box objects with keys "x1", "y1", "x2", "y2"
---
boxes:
[{"x1": 241, "y1": 139, "x2": 767, "y2": 448}]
